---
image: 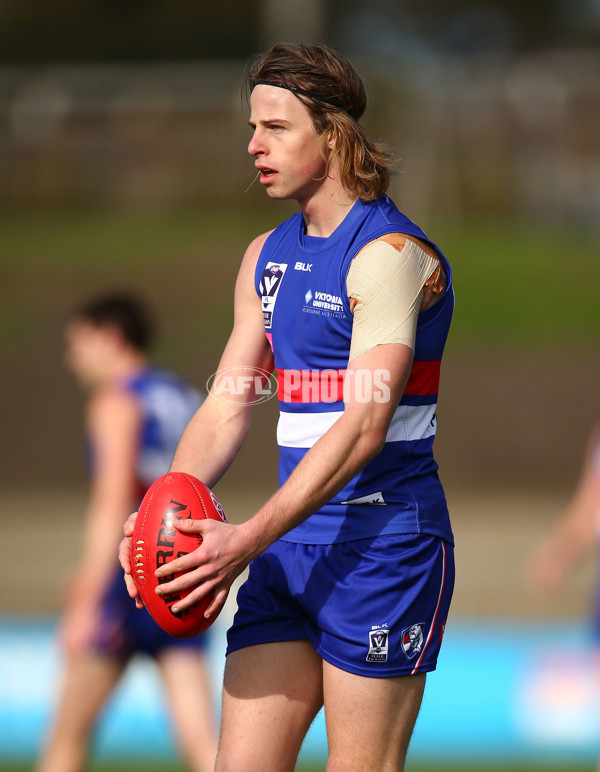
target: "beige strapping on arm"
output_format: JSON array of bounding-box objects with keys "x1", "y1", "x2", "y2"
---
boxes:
[{"x1": 346, "y1": 239, "x2": 440, "y2": 361}]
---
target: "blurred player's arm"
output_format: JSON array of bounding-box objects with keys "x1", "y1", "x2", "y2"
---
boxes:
[
  {"x1": 530, "y1": 424, "x2": 600, "y2": 589},
  {"x1": 168, "y1": 231, "x2": 275, "y2": 484},
  {"x1": 120, "y1": 231, "x2": 274, "y2": 603},
  {"x1": 62, "y1": 389, "x2": 141, "y2": 654}
]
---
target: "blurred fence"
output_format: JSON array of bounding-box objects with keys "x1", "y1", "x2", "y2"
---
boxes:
[{"x1": 0, "y1": 50, "x2": 599, "y2": 224}]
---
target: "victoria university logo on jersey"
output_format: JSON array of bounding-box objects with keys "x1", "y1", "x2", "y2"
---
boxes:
[{"x1": 259, "y1": 262, "x2": 287, "y2": 329}]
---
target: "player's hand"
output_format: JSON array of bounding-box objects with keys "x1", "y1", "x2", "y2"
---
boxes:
[
  {"x1": 119, "y1": 511, "x2": 145, "y2": 609},
  {"x1": 154, "y1": 518, "x2": 256, "y2": 619}
]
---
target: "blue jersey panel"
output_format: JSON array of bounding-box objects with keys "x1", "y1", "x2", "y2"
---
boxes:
[{"x1": 124, "y1": 368, "x2": 204, "y2": 491}]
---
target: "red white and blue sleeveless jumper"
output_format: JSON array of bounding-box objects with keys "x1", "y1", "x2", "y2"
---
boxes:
[{"x1": 255, "y1": 195, "x2": 454, "y2": 546}]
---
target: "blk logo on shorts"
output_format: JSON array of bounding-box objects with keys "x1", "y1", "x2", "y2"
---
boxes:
[
  {"x1": 401, "y1": 623, "x2": 425, "y2": 660},
  {"x1": 366, "y1": 628, "x2": 389, "y2": 663}
]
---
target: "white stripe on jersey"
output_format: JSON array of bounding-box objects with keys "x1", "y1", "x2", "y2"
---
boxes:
[{"x1": 277, "y1": 403, "x2": 438, "y2": 449}]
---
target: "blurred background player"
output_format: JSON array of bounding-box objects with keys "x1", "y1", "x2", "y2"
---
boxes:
[
  {"x1": 531, "y1": 421, "x2": 600, "y2": 608},
  {"x1": 36, "y1": 292, "x2": 218, "y2": 772},
  {"x1": 529, "y1": 422, "x2": 600, "y2": 769},
  {"x1": 532, "y1": 423, "x2": 600, "y2": 596}
]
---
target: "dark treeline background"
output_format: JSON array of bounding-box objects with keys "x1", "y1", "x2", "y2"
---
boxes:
[{"x1": 1, "y1": 0, "x2": 599, "y2": 64}]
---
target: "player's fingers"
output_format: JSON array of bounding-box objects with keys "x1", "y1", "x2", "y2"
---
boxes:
[
  {"x1": 119, "y1": 535, "x2": 133, "y2": 574},
  {"x1": 123, "y1": 569, "x2": 139, "y2": 598},
  {"x1": 123, "y1": 511, "x2": 138, "y2": 537},
  {"x1": 154, "y1": 549, "x2": 209, "y2": 579},
  {"x1": 168, "y1": 578, "x2": 214, "y2": 614},
  {"x1": 154, "y1": 564, "x2": 212, "y2": 597},
  {"x1": 172, "y1": 517, "x2": 210, "y2": 534},
  {"x1": 204, "y1": 588, "x2": 228, "y2": 619}
]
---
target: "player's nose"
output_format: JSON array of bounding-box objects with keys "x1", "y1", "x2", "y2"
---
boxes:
[{"x1": 248, "y1": 128, "x2": 265, "y2": 156}]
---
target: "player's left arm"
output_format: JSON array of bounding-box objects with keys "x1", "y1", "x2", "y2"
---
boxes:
[
  {"x1": 155, "y1": 233, "x2": 439, "y2": 616},
  {"x1": 62, "y1": 389, "x2": 141, "y2": 654}
]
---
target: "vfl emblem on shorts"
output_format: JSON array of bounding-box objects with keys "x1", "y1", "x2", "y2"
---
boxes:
[
  {"x1": 401, "y1": 623, "x2": 425, "y2": 660},
  {"x1": 366, "y1": 628, "x2": 389, "y2": 663}
]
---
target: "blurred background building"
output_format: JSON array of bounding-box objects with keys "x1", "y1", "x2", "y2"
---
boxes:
[{"x1": 0, "y1": 0, "x2": 598, "y2": 223}]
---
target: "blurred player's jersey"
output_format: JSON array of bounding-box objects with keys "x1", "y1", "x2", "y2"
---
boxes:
[
  {"x1": 256, "y1": 195, "x2": 454, "y2": 546},
  {"x1": 94, "y1": 368, "x2": 206, "y2": 657},
  {"x1": 123, "y1": 368, "x2": 204, "y2": 498}
]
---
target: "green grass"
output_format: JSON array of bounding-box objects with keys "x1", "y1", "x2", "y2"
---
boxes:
[
  {"x1": 432, "y1": 218, "x2": 600, "y2": 349},
  {"x1": 1, "y1": 207, "x2": 598, "y2": 353}
]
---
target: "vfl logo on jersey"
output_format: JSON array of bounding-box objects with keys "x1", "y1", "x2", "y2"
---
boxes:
[
  {"x1": 366, "y1": 627, "x2": 389, "y2": 663},
  {"x1": 401, "y1": 623, "x2": 425, "y2": 660},
  {"x1": 259, "y1": 262, "x2": 288, "y2": 330}
]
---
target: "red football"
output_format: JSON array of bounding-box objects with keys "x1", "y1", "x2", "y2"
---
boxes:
[{"x1": 131, "y1": 472, "x2": 227, "y2": 638}]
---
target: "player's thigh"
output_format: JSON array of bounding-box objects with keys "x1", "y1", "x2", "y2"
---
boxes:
[
  {"x1": 323, "y1": 660, "x2": 426, "y2": 772},
  {"x1": 217, "y1": 640, "x2": 324, "y2": 772},
  {"x1": 52, "y1": 654, "x2": 125, "y2": 733}
]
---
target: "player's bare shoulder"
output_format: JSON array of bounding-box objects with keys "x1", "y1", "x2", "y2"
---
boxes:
[
  {"x1": 232, "y1": 230, "x2": 277, "y2": 328},
  {"x1": 242, "y1": 230, "x2": 275, "y2": 271},
  {"x1": 88, "y1": 385, "x2": 138, "y2": 423}
]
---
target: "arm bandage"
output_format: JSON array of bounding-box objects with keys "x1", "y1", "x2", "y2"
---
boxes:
[{"x1": 347, "y1": 238, "x2": 440, "y2": 361}]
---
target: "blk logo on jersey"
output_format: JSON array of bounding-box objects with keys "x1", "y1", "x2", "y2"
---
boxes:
[
  {"x1": 366, "y1": 628, "x2": 389, "y2": 663},
  {"x1": 259, "y1": 262, "x2": 288, "y2": 329},
  {"x1": 401, "y1": 623, "x2": 425, "y2": 660}
]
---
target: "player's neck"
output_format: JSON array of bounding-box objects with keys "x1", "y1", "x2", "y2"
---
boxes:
[
  {"x1": 106, "y1": 349, "x2": 149, "y2": 384},
  {"x1": 300, "y1": 179, "x2": 356, "y2": 239}
]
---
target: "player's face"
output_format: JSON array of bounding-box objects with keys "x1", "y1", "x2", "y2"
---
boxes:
[
  {"x1": 64, "y1": 319, "x2": 119, "y2": 387},
  {"x1": 248, "y1": 84, "x2": 327, "y2": 204}
]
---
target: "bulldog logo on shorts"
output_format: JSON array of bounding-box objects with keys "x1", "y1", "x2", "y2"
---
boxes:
[
  {"x1": 401, "y1": 623, "x2": 425, "y2": 659},
  {"x1": 366, "y1": 628, "x2": 389, "y2": 663}
]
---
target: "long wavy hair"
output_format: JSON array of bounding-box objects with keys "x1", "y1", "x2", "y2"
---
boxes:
[{"x1": 245, "y1": 43, "x2": 394, "y2": 202}]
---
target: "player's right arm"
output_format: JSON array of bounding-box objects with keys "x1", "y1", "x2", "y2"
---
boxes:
[
  {"x1": 168, "y1": 231, "x2": 274, "y2": 485},
  {"x1": 120, "y1": 231, "x2": 273, "y2": 598}
]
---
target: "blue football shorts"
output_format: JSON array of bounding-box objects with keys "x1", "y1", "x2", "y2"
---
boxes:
[
  {"x1": 91, "y1": 568, "x2": 210, "y2": 660},
  {"x1": 227, "y1": 532, "x2": 454, "y2": 677}
]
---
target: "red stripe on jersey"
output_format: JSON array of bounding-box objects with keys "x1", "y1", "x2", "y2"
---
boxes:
[
  {"x1": 404, "y1": 359, "x2": 441, "y2": 396},
  {"x1": 276, "y1": 368, "x2": 346, "y2": 403}
]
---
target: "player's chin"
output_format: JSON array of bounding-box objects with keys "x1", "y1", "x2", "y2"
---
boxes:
[
  {"x1": 263, "y1": 184, "x2": 282, "y2": 198},
  {"x1": 264, "y1": 185, "x2": 295, "y2": 201}
]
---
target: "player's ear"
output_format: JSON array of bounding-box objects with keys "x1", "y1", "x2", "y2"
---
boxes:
[{"x1": 102, "y1": 322, "x2": 126, "y2": 348}]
